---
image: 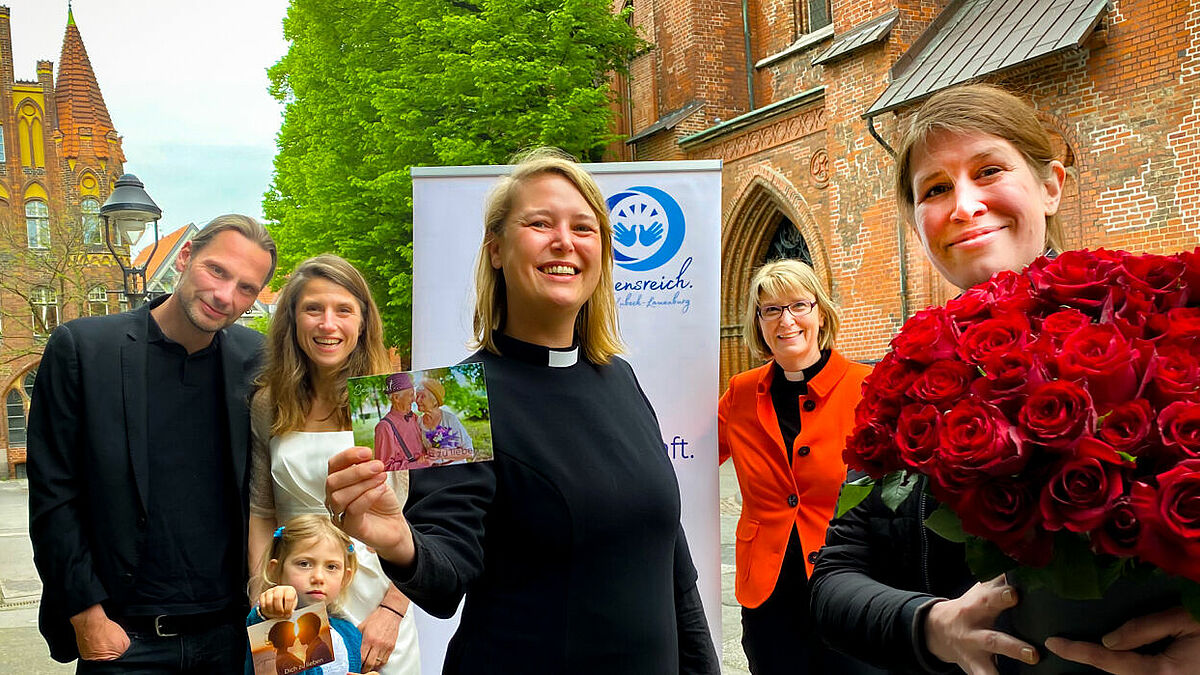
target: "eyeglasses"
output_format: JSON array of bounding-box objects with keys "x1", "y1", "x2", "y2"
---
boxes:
[{"x1": 757, "y1": 300, "x2": 817, "y2": 321}]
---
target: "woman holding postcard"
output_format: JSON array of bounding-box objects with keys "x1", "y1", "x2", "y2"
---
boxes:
[
  {"x1": 248, "y1": 255, "x2": 420, "y2": 675},
  {"x1": 326, "y1": 148, "x2": 720, "y2": 673}
]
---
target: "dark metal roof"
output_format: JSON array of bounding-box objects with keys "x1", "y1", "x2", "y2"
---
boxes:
[
  {"x1": 812, "y1": 10, "x2": 899, "y2": 66},
  {"x1": 626, "y1": 100, "x2": 705, "y2": 144},
  {"x1": 865, "y1": 0, "x2": 1109, "y2": 117}
]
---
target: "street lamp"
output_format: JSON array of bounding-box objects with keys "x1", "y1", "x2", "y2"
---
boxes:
[{"x1": 101, "y1": 173, "x2": 162, "y2": 307}]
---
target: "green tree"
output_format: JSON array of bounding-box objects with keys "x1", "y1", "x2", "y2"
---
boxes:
[{"x1": 265, "y1": 0, "x2": 643, "y2": 359}]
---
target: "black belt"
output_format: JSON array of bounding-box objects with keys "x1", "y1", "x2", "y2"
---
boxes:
[{"x1": 116, "y1": 606, "x2": 243, "y2": 637}]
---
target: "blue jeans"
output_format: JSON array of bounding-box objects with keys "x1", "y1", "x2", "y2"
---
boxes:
[{"x1": 75, "y1": 621, "x2": 245, "y2": 674}]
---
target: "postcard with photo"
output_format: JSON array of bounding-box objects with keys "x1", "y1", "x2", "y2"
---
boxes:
[
  {"x1": 247, "y1": 602, "x2": 338, "y2": 675},
  {"x1": 348, "y1": 362, "x2": 493, "y2": 471}
]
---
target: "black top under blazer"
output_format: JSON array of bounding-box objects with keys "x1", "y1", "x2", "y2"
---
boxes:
[{"x1": 386, "y1": 333, "x2": 718, "y2": 674}]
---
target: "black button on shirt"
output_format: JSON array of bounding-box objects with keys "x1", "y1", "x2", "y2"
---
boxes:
[
  {"x1": 802, "y1": 399, "x2": 816, "y2": 412},
  {"x1": 797, "y1": 445, "x2": 811, "y2": 457},
  {"x1": 787, "y1": 494, "x2": 799, "y2": 508}
]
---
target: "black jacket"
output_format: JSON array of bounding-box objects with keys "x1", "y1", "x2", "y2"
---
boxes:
[
  {"x1": 810, "y1": 472, "x2": 975, "y2": 674},
  {"x1": 27, "y1": 298, "x2": 262, "y2": 662}
]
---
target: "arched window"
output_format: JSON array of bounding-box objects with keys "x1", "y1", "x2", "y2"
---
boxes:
[
  {"x1": 6, "y1": 389, "x2": 25, "y2": 446},
  {"x1": 31, "y1": 286, "x2": 58, "y2": 338},
  {"x1": 88, "y1": 285, "x2": 109, "y2": 316},
  {"x1": 17, "y1": 102, "x2": 45, "y2": 168},
  {"x1": 7, "y1": 370, "x2": 37, "y2": 450},
  {"x1": 82, "y1": 198, "x2": 102, "y2": 247},
  {"x1": 26, "y1": 200, "x2": 49, "y2": 249},
  {"x1": 763, "y1": 217, "x2": 812, "y2": 265},
  {"x1": 0, "y1": 123, "x2": 7, "y2": 162}
]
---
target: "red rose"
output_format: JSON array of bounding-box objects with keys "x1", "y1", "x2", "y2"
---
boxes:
[
  {"x1": 1145, "y1": 345, "x2": 1200, "y2": 407},
  {"x1": 1157, "y1": 401, "x2": 1200, "y2": 460},
  {"x1": 1181, "y1": 247, "x2": 1200, "y2": 296},
  {"x1": 971, "y1": 350, "x2": 1048, "y2": 412},
  {"x1": 1115, "y1": 253, "x2": 1188, "y2": 312},
  {"x1": 843, "y1": 422, "x2": 903, "y2": 479},
  {"x1": 855, "y1": 353, "x2": 920, "y2": 426},
  {"x1": 1091, "y1": 496, "x2": 1141, "y2": 558},
  {"x1": 1026, "y1": 249, "x2": 1123, "y2": 313},
  {"x1": 907, "y1": 360, "x2": 976, "y2": 408},
  {"x1": 1039, "y1": 309, "x2": 1091, "y2": 347},
  {"x1": 946, "y1": 271, "x2": 1040, "y2": 329},
  {"x1": 1096, "y1": 399, "x2": 1155, "y2": 456},
  {"x1": 1017, "y1": 380, "x2": 1095, "y2": 448},
  {"x1": 958, "y1": 476, "x2": 1053, "y2": 567},
  {"x1": 938, "y1": 397, "x2": 1028, "y2": 477},
  {"x1": 1131, "y1": 460, "x2": 1200, "y2": 583},
  {"x1": 1057, "y1": 324, "x2": 1138, "y2": 409},
  {"x1": 1039, "y1": 438, "x2": 1129, "y2": 533},
  {"x1": 895, "y1": 403, "x2": 941, "y2": 472},
  {"x1": 891, "y1": 308, "x2": 957, "y2": 365},
  {"x1": 1160, "y1": 307, "x2": 1200, "y2": 349},
  {"x1": 955, "y1": 315, "x2": 1031, "y2": 366}
]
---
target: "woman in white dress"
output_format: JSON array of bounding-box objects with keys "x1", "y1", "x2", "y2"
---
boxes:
[{"x1": 248, "y1": 254, "x2": 420, "y2": 675}]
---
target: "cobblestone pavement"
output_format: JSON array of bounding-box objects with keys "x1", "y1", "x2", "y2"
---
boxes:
[{"x1": 719, "y1": 460, "x2": 750, "y2": 675}]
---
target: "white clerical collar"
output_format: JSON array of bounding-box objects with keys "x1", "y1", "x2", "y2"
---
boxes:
[
  {"x1": 548, "y1": 346, "x2": 579, "y2": 368},
  {"x1": 782, "y1": 369, "x2": 806, "y2": 382}
]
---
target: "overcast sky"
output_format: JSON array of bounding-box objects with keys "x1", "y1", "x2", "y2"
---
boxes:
[{"x1": 6, "y1": 0, "x2": 290, "y2": 241}]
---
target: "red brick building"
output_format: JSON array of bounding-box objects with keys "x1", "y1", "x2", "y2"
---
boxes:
[
  {"x1": 0, "y1": 6, "x2": 130, "y2": 476},
  {"x1": 613, "y1": 0, "x2": 1200, "y2": 388}
]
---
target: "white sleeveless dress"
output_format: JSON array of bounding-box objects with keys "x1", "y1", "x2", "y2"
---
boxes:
[{"x1": 266, "y1": 430, "x2": 420, "y2": 675}]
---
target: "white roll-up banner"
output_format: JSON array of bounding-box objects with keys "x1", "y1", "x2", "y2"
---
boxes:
[{"x1": 411, "y1": 160, "x2": 722, "y2": 672}]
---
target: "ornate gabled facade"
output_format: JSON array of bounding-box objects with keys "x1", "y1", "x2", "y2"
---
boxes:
[{"x1": 0, "y1": 5, "x2": 130, "y2": 476}]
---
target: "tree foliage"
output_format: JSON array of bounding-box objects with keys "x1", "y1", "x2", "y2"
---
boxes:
[{"x1": 264, "y1": 0, "x2": 643, "y2": 357}]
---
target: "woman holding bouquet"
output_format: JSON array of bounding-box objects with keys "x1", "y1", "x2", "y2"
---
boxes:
[
  {"x1": 717, "y1": 259, "x2": 880, "y2": 674},
  {"x1": 809, "y1": 83, "x2": 1200, "y2": 674},
  {"x1": 248, "y1": 255, "x2": 420, "y2": 675},
  {"x1": 324, "y1": 148, "x2": 719, "y2": 673}
]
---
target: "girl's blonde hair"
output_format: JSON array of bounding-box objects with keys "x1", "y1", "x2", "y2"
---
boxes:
[
  {"x1": 470, "y1": 147, "x2": 624, "y2": 364},
  {"x1": 255, "y1": 254, "x2": 391, "y2": 435},
  {"x1": 893, "y1": 83, "x2": 1065, "y2": 252},
  {"x1": 258, "y1": 515, "x2": 358, "y2": 614},
  {"x1": 741, "y1": 258, "x2": 840, "y2": 361}
]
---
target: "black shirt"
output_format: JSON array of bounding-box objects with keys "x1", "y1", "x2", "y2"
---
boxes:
[
  {"x1": 123, "y1": 316, "x2": 241, "y2": 615},
  {"x1": 770, "y1": 349, "x2": 831, "y2": 464}
]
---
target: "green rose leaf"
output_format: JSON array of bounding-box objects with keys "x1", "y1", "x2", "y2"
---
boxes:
[
  {"x1": 924, "y1": 504, "x2": 967, "y2": 543},
  {"x1": 835, "y1": 475, "x2": 875, "y2": 518},
  {"x1": 965, "y1": 538, "x2": 1018, "y2": 582},
  {"x1": 880, "y1": 472, "x2": 915, "y2": 513}
]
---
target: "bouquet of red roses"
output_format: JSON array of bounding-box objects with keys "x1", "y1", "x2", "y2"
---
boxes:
[{"x1": 840, "y1": 248, "x2": 1200, "y2": 609}]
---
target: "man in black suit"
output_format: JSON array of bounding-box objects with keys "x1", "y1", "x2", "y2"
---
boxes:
[{"x1": 28, "y1": 214, "x2": 277, "y2": 671}]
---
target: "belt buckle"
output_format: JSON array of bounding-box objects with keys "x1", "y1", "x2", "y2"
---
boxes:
[{"x1": 154, "y1": 615, "x2": 178, "y2": 638}]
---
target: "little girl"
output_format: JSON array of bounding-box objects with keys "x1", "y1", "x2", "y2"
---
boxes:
[{"x1": 246, "y1": 514, "x2": 374, "y2": 675}]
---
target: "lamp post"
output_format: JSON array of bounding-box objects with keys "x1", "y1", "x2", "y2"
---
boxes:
[{"x1": 101, "y1": 173, "x2": 162, "y2": 307}]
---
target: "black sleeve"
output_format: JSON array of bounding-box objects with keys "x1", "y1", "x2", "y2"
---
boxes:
[
  {"x1": 380, "y1": 460, "x2": 497, "y2": 618},
  {"x1": 672, "y1": 524, "x2": 720, "y2": 674},
  {"x1": 27, "y1": 325, "x2": 109, "y2": 617},
  {"x1": 809, "y1": 477, "x2": 954, "y2": 675}
]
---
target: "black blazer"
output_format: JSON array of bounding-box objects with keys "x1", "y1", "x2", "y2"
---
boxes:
[{"x1": 27, "y1": 297, "x2": 263, "y2": 662}]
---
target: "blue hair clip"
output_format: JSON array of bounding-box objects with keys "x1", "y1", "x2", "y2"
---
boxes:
[
  {"x1": 273, "y1": 526, "x2": 285, "y2": 540},
  {"x1": 347, "y1": 542, "x2": 355, "y2": 554}
]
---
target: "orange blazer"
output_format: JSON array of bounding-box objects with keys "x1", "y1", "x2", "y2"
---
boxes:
[{"x1": 718, "y1": 350, "x2": 870, "y2": 608}]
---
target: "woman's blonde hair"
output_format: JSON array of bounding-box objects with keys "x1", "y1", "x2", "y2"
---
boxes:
[
  {"x1": 893, "y1": 83, "x2": 1064, "y2": 252},
  {"x1": 741, "y1": 258, "x2": 840, "y2": 361},
  {"x1": 256, "y1": 254, "x2": 390, "y2": 435},
  {"x1": 419, "y1": 377, "x2": 445, "y2": 406},
  {"x1": 258, "y1": 514, "x2": 358, "y2": 614},
  {"x1": 470, "y1": 147, "x2": 624, "y2": 364}
]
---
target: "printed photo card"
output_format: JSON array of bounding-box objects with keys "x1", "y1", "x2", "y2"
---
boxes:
[
  {"x1": 349, "y1": 363, "x2": 493, "y2": 471},
  {"x1": 247, "y1": 602, "x2": 336, "y2": 675}
]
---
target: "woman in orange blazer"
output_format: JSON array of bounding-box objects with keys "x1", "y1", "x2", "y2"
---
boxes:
[{"x1": 718, "y1": 259, "x2": 881, "y2": 675}]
